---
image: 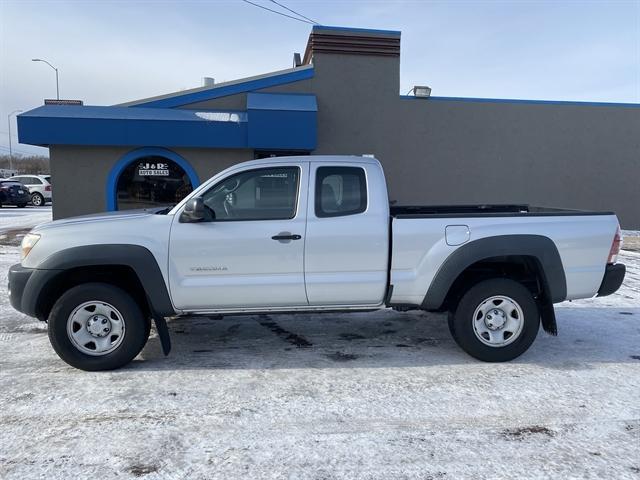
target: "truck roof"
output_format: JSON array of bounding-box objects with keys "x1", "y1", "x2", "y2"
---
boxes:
[{"x1": 239, "y1": 155, "x2": 381, "y2": 169}]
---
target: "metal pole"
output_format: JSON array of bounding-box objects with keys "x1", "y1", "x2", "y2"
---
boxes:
[
  {"x1": 32, "y1": 59, "x2": 60, "y2": 100},
  {"x1": 7, "y1": 115, "x2": 13, "y2": 171},
  {"x1": 7, "y1": 110, "x2": 23, "y2": 171}
]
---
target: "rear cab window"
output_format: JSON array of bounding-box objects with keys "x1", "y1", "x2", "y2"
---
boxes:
[{"x1": 315, "y1": 166, "x2": 367, "y2": 218}]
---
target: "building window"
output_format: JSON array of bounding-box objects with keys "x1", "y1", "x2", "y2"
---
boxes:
[{"x1": 116, "y1": 155, "x2": 193, "y2": 210}]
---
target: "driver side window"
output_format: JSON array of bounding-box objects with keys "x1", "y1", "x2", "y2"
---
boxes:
[{"x1": 201, "y1": 167, "x2": 299, "y2": 221}]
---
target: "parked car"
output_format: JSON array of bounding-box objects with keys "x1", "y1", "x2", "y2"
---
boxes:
[
  {"x1": 10, "y1": 174, "x2": 52, "y2": 206},
  {"x1": 0, "y1": 180, "x2": 30, "y2": 208},
  {"x1": 8, "y1": 156, "x2": 625, "y2": 371}
]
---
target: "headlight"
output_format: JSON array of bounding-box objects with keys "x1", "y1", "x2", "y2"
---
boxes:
[{"x1": 21, "y1": 233, "x2": 40, "y2": 260}]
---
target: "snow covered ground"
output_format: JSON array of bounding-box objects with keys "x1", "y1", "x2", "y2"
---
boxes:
[
  {"x1": 0, "y1": 205, "x2": 52, "y2": 234},
  {"x1": 0, "y1": 209, "x2": 638, "y2": 479}
]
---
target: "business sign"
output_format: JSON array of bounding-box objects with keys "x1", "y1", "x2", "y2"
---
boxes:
[{"x1": 138, "y1": 162, "x2": 169, "y2": 177}]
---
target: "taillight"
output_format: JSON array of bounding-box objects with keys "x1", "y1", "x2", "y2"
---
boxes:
[
  {"x1": 607, "y1": 226, "x2": 622, "y2": 264},
  {"x1": 45, "y1": 185, "x2": 51, "y2": 191}
]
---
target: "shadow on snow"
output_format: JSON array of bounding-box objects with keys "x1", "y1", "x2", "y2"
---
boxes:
[{"x1": 125, "y1": 307, "x2": 640, "y2": 371}]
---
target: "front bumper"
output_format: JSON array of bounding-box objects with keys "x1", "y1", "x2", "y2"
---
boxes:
[
  {"x1": 597, "y1": 263, "x2": 626, "y2": 297},
  {"x1": 8, "y1": 263, "x2": 34, "y2": 313}
]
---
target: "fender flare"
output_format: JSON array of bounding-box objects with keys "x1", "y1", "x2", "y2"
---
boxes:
[
  {"x1": 422, "y1": 234, "x2": 567, "y2": 311},
  {"x1": 23, "y1": 245, "x2": 175, "y2": 354}
]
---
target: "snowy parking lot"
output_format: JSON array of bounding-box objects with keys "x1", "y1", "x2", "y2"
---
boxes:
[
  {"x1": 0, "y1": 205, "x2": 52, "y2": 235},
  {"x1": 0, "y1": 208, "x2": 638, "y2": 479}
]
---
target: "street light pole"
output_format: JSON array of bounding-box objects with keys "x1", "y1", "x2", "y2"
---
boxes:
[
  {"x1": 7, "y1": 110, "x2": 23, "y2": 171},
  {"x1": 32, "y1": 58, "x2": 59, "y2": 100}
]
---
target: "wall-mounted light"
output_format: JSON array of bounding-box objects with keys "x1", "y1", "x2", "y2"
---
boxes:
[{"x1": 412, "y1": 85, "x2": 432, "y2": 98}]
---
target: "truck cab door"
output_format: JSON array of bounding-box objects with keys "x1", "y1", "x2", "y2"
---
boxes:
[
  {"x1": 304, "y1": 162, "x2": 390, "y2": 306},
  {"x1": 168, "y1": 162, "x2": 309, "y2": 311}
]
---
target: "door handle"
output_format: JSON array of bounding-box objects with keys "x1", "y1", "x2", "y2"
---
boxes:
[{"x1": 271, "y1": 233, "x2": 302, "y2": 241}]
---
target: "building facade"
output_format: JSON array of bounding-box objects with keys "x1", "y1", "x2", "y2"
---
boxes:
[{"x1": 18, "y1": 26, "x2": 640, "y2": 227}]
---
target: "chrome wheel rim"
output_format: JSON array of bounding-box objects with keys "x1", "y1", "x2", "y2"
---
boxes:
[
  {"x1": 66, "y1": 301, "x2": 126, "y2": 356},
  {"x1": 472, "y1": 295, "x2": 524, "y2": 347},
  {"x1": 31, "y1": 194, "x2": 42, "y2": 206}
]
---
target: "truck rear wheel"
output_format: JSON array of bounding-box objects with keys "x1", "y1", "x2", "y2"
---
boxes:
[
  {"x1": 48, "y1": 283, "x2": 150, "y2": 371},
  {"x1": 448, "y1": 278, "x2": 540, "y2": 362}
]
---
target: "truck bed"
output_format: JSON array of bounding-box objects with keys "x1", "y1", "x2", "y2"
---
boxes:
[
  {"x1": 388, "y1": 203, "x2": 619, "y2": 306},
  {"x1": 390, "y1": 204, "x2": 614, "y2": 219}
]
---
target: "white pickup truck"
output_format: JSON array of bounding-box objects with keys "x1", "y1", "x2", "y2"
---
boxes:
[{"x1": 9, "y1": 156, "x2": 626, "y2": 370}]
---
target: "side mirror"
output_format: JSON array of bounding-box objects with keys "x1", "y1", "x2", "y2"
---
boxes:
[{"x1": 179, "y1": 197, "x2": 206, "y2": 223}]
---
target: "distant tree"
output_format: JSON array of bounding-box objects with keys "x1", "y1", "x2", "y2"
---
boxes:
[{"x1": 0, "y1": 155, "x2": 50, "y2": 175}]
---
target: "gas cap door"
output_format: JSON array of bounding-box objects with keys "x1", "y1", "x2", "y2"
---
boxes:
[{"x1": 445, "y1": 225, "x2": 470, "y2": 246}]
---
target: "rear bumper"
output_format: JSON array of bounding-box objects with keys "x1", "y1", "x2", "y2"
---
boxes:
[
  {"x1": 35, "y1": 189, "x2": 52, "y2": 200},
  {"x1": 2, "y1": 193, "x2": 30, "y2": 205},
  {"x1": 597, "y1": 263, "x2": 626, "y2": 297}
]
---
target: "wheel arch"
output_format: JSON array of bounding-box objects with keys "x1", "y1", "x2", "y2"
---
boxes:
[
  {"x1": 24, "y1": 244, "x2": 175, "y2": 321},
  {"x1": 422, "y1": 235, "x2": 566, "y2": 334}
]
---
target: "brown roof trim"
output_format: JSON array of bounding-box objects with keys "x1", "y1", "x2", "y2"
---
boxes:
[{"x1": 303, "y1": 32, "x2": 400, "y2": 64}]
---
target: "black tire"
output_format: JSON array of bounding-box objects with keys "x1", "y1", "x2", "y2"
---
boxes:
[
  {"x1": 48, "y1": 283, "x2": 150, "y2": 371},
  {"x1": 448, "y1": 278, "x2": 540, "y2": 362},
  {"x1": 31, "y1": 192, "x2": 44, "y2": 207}
]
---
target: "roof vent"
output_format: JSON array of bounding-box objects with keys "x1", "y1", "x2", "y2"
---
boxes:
[
  {"x1": 202, "y1": 77, "x2": 215, "y2": 87},
  {"x1": 293, "y1": 53, "x2": 302, "y2": 67}
]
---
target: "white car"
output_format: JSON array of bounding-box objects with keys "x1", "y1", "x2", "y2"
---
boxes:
[
  {"x1": 11, "y1": 174, "x2": 52, "y2": 206},
  {"x1": 8, "y1": 156, "x2": 626, "y2": 370}
]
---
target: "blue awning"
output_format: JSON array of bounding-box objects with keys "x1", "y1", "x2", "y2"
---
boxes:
[
  {"x1": 247, "y1": 93, "x2": 317, "y2": 150},
  {"x1": 18, "y1": 93, "x2": 317, "y2": 151}
]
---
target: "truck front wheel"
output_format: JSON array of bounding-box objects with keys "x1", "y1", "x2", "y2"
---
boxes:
[
  {"x1": 48, "y1": 283, "x2": 150, "y2": 371},
  {"x1": 448, "y1": 278, "x2": 540, "y2": 362}
]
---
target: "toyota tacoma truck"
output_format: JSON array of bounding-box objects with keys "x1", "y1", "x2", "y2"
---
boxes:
[{"x1": 8, "y1": 156, "x2": 626, "y2": 370}]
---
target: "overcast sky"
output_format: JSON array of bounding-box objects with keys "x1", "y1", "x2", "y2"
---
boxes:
[{"x1": 1, "y1": 0, "x2": 638, "y2": 156}]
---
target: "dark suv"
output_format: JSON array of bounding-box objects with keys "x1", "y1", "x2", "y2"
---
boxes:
[{"x1": 0, "y1": 180, "x2": 30, "y2": 207}]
